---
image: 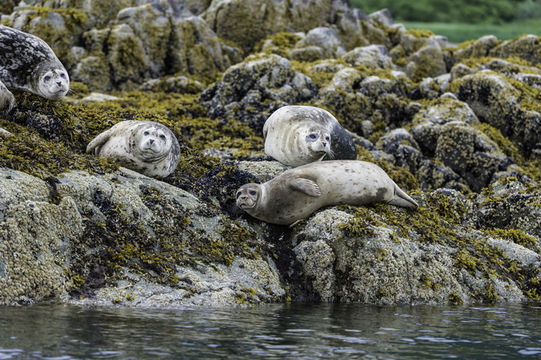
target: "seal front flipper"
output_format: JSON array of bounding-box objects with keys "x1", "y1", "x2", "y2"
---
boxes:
[
  {"x1": 0, "y1": 80, "x2": 15, "y2": 112},
  {"x1": 289, "y1": 177, "x2": 321, "y2": 197},
  {"x1": 86, "y1": 129, "x2": 112, "y2": 155}
]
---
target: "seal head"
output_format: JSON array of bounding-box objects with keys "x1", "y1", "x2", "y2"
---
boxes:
[
  {"x1": 236, "y1": 183, "x2": 262, "y2": 210},
  {"x1": 130, "y1": 123, "x2": 174, "y2": 162},
  {"x1": 34, "y1": 62, "x2": 70, "y2": 100}
]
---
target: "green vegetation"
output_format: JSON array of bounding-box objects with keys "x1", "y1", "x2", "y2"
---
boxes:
[
  {"x1": 401, "y1": 19, "x2": 541, "y2": 43},
  {"x1": 351, "y1": 0, "x2": 541, "y2": 23},
  {"x1": 351, "y1": 0, "x2": 541, "y2": 42}
]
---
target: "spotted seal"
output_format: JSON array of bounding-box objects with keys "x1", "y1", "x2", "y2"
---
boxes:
[
  {"x1": 263, "y1": 105, "x2": 357, "y2": 167},
  {"x1": 0, "y1": 25, "x2": 69, "y2": 110},
  {"x1": 86, "y1": 120, "x2": 180, "y2": 178},
  {"x1": 236, "y1": 160, "x2": 418, "y2": 225}
]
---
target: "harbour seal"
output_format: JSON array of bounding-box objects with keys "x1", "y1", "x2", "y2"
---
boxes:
[
  {"x1": 86, "y1": 120, "x2": 180, "y2": 178},
  {"x1": 263, "y1": 105, "x2": 357, "y2": 167},
  {"x1": 0, "y1": 25, "x2": 69, "y2": 110},
  {"x1": 236, "y1": 160, "x2": 418, "y2": 225}
]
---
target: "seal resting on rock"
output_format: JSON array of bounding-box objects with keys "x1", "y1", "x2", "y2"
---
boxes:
[
  {"x1": 236, "y1": 160, "x2": 418, "y2": 225},
  {"x1": 263, "y1": 105, "x2": 357, "y2": 167},
  {"x1": 0, "y1": 25, "x2": 70, "y2": 110},
  {"x1": 86, "y1": 120, "x2": 180, "y2": 178}
]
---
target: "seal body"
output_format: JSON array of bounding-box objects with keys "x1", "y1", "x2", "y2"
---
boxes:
[
  {"x1": 0, "y1": 25, "x2": 69, "y2": 110},
  {"x1": 263, "y1": 105, "x2": 357, "y2": 167},
  {"x1": 236, "y1": 160, "x2": 418, "y2": 225},
  {"x1": 86, "y1": 120, "x2": 180, "y2": 178}
]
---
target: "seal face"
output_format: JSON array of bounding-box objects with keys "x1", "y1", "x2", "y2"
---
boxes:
[
  {"x1": 0, "y1": 25, "x2": 69, "y2": 110},
  {"x1": 236, "y1": 160, "x2": 418, "y2": 225},
  {"x1": 263, "y1": 105, "x2": 357, "y2": 167},
  {"x1": 86, "y1": 120, "x2": 180, "y2": 178}
]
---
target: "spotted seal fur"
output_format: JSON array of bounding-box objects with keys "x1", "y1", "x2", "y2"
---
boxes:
[
  {"x1": 0, "y1": 25, "x2": 69, "y2": 110},
  {"x1": 86, "y1": 120, "x2": 180, "y2": 178},
  {"x1": 263, "y1": 105, "x2": 357, "y2": 167},
  {"x1": 237, "y1": 160, "x2": 418, "y2": 225}
]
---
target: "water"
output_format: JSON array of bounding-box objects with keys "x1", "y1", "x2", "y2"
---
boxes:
[{"x1": 0, "y1": 303, "x2": 540, "y2": 359}]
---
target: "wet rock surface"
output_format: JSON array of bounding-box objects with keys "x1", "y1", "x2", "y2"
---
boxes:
[{"x1": 0, "y1": 0, "x2": 540, "y2": 307}]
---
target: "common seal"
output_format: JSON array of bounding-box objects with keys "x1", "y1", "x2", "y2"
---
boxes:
[
  {"x1": 86, "y1": 120, "x2": 180, "y2": 178},
  {"x1": 236, "y1": 160, "x2": 418, "y2": 225},
  {"x1": 0, "y1": 25, "x2": 69, "y2": 110},
  {"x1": 263, "y1": 105, "x2": 357, "y2": 167}
]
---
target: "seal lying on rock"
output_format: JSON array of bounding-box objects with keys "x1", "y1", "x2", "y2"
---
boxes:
[
  {"x1": 236, "y1": 160, "x2": 418, "y2": 225},
  {"x1": 86, "y1": 120, "x2": 180, "y2": 178},
  {"x1": 263, "y1": 105, "x2": 357, "y2": 167},
  {"x1": 0, "y1": 25, "x2": 70, "y2": 111}
]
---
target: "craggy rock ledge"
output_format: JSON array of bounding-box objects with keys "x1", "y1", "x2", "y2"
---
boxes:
[{"x1": 1, "y1": 0, "x2": 540, "y2": 307}]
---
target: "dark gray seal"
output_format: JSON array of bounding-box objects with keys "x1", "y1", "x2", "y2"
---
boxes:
[
  {"x1": 237, "y1": 160, "x2": 418, "y2": 225},
  {"x1": 0, "y1": 25, "x2": 69, "y2": 110},
  {"x1": 263, "y1": 105, "x2": 357, "y2": 167}
]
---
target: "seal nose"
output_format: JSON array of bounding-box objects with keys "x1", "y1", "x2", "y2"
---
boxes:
[
  {"x1": 322, "y1": 141, "x2": 327, "y2": 147},
  {"x1": 149, "y1": 139, "x2": 154, "y2": 144},
  {"x1": 56, "y1": 81, "x2": 62, "y2": 86}
]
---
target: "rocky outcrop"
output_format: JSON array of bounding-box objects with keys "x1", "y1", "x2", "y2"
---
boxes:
[{"x1": 1, "y1": 0, "x2": 540, "y2": 307}]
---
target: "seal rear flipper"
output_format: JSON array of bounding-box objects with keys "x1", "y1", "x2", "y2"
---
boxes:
[
  {"x1": 86, "y1": 130, "x2": 112, "y2": 155},
  {"x1": 388, "y1": 183, "x2": 418, "y2": 209},
  {"x1": 289, "y1": 178, "x2": 321, "y2": 197}
]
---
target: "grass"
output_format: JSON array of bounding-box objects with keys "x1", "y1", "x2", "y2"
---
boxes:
[{"x1": 399, "y1": 19, "x2": 541, "y2": 43}]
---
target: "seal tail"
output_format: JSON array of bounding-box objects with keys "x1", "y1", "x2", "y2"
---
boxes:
[{"x1": 388, "y1": 183, "x2": 419, "y2": 209}]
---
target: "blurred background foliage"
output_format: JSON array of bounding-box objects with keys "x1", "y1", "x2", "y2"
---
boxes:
[{"x1": 351, "y1": 0, "x2": 541, "y2": 42}]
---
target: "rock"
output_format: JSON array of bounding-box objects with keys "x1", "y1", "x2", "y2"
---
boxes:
[
  {"x1": 489, "y1": 34, "x2": 541, "y2": 65},
  {"x1": 405, "y1": 37, "x2": 448, "y2": 81},
  {"x1": 454, "y1": 35, "x2": 500, "y2": 62},
  {"x1": 341, "y1": 44, "x2": 393, "y2": 69},
  {"x1": 0, "y1": 167, "x2": 287, "y2": 306},
  {"x1": 139, "y1": 76, "x2": 204, "y2": 94},
  {"x1": 295, "y1": 26, "x2": 345, "y2": 58},
  {"x1": 201, "y1": 54, "x2": 317, "y2": 132},
  {"x1": 79, "y1": 92, "x2": 121, "y2": 103},
  {"x1": 71, "y1": 257, "x2": 284, "y2": 307},
  {"x1": 455, "y1": 70, "x2": 541, "y2": 156},
  {"x1": 203, "y1": 0, "x2": 349, "y2": 52},
  {"x1": 288, "y1": 206, "x2": 530, "y2": 305}
]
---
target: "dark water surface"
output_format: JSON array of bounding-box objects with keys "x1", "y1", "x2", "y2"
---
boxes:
[{"x1": 0, "y1": 303, "x2": 540, "y2": 359}]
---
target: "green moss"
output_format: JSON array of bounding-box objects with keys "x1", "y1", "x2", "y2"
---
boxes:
[
  {"x1": 291, "y1": 59, "x2": 347, "y2": 87},
  {"x1": 448, "y1": 291, "x2": 464, "y2": 305},
  {"x1": 254, "y1": 32, "x2": 303, "y2": 57},
  {"x1": 25, "y1": 6, "x2": 88, "y2": 26},
  {"x1": 405, "y1": 29, "x2": 435, "y2": 38},
  {"x1": 484, "y1": 228, "x2": 536, "y2": 247}
]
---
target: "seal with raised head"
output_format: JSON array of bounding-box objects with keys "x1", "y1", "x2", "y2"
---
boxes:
[
  {"x1": 86, "y1": 120, "x2": 180, "y2": 178},
  {"x1": 236, "y1": 160, "x2": 418, "y2": 225},
  {"x1": 0, "y1": 25, "x2": 70, "y2": 110},
  {"x1": 263, "y1": 105, "x2": 357, "y2": 167}
]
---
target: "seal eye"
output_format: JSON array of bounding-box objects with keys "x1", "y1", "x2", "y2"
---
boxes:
[
  {"x1": 59, "y1": 73, "x2": 66, "y2": 79},
  {"x1": 249, "y1": 190, "x2": 257, "y2": 197},
  {"x1": 144, "y1": 131, "x2": 150, "y2": 136},
  {"x1": 159, "y1": 134, "x2": 166, "y2": 140},
  {"x1": 44, "y1": 75, "x2": 51, "y2": 82},
  {"x1": 325, "y1": 136, "x2": 330, "y2": 141},
  {"x1": 306, "y1": 133, "x2": 319, "y2": 142}
]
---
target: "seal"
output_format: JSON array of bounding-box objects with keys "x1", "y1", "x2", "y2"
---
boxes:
[
  {"x1": 86, "y1": 120, "x2": 180, "y2": 178},
  {"x1": 236, "y1": 160, "x2": 418, "y2": 225},
  {"x1": 263, "y1": 105, "x2": 357, "y2": 167},
  {"x1": 0, "y1": 25, "x2": 70, "y2": 110}
]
